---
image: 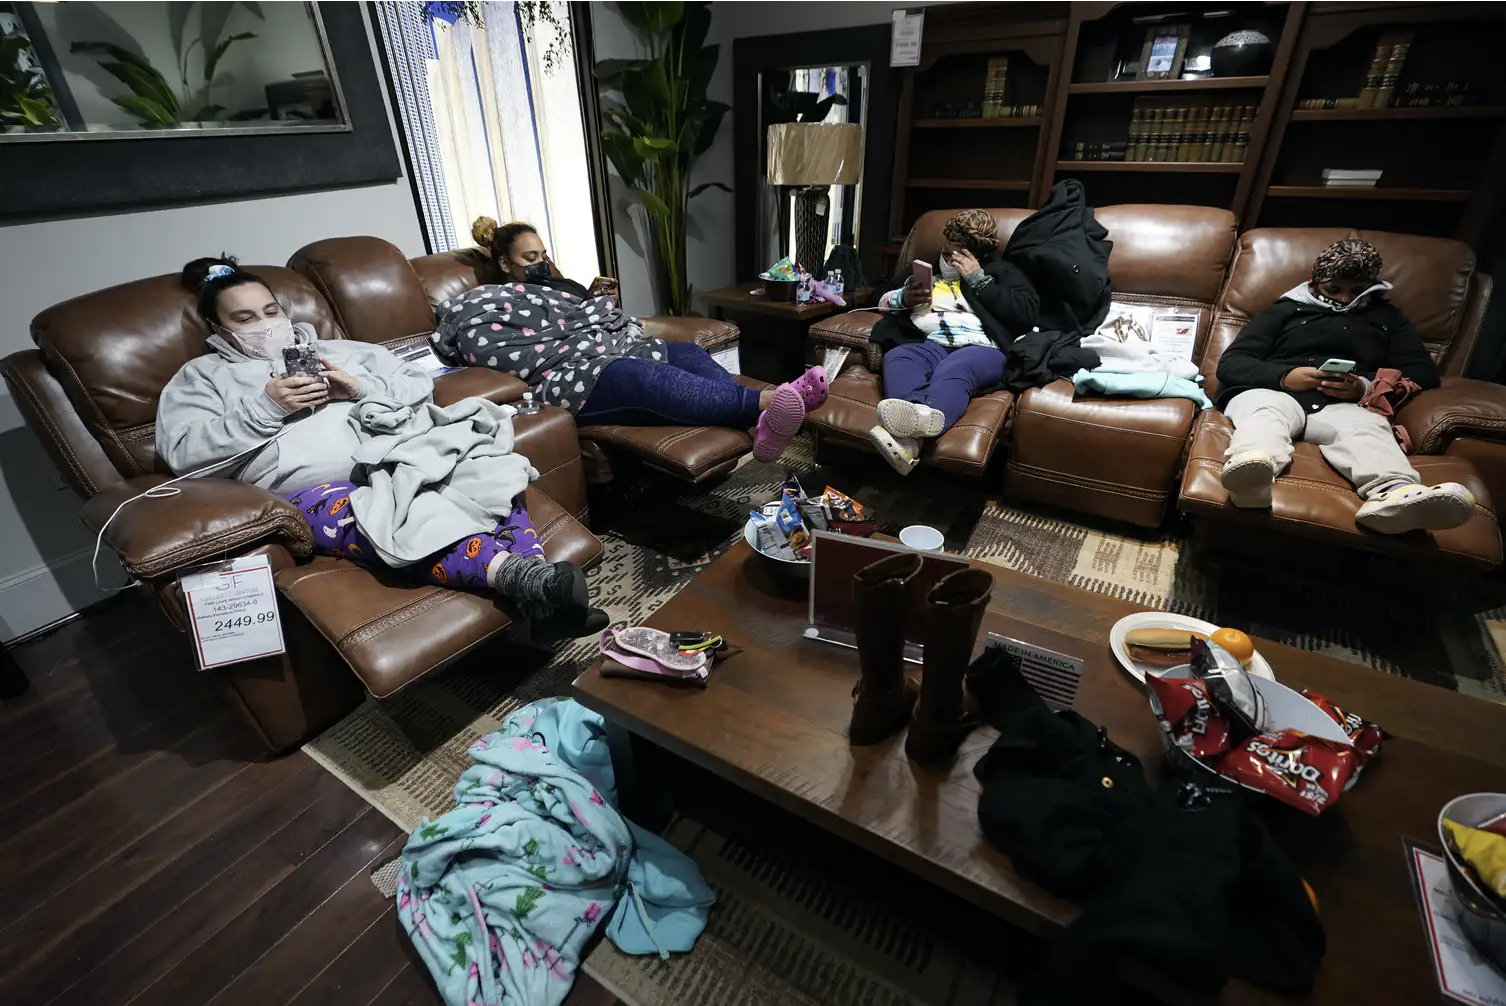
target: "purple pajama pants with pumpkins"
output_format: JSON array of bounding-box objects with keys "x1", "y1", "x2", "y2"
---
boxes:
[{"x1": 283, "y1": 481, "x2": 545, "y2": 590}]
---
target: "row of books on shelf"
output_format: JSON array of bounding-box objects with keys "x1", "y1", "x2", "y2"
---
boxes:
[
  {"x1": 1099, "y1": 99, "x2": 1257, "y2": 163},
  {"x1": 929, "y1": 103, "x2": 1043, "y2": 119},
  {"x1": 982, "y1": 56, "x2": 1011, "y2": 118},
  {"x1": 1357, "y1": 30, "x2": 1413, "y2": 110},
  {"x1": 1297, "y1": 82, "x2": 1484, "y2": 110}
]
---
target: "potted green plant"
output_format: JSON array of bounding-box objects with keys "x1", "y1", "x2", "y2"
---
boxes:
[
  {"x1": 1, "y1": 21, "x2": 62, "y2": 131},
  {"x1": 595, "y1": 2, "x2": 731, "y2": 316},
  {"x1": 71, "y1": 26, "x2": 255, "y2": 127}
]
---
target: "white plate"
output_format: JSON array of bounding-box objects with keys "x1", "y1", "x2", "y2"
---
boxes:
[{"x1": 1109, "y1": 611, "x2": 1274, "y2": 683}]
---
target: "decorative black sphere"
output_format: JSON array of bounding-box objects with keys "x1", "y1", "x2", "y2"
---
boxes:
[{"x1": 1211, "y1": 30, "x2": 1274, "y2": 77}]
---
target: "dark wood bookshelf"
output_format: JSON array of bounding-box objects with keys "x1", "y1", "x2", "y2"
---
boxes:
[
  {"x1": 1068, "y1": 75, "x2": 1270, "y2": 95},
  {"x1": 1058, "y1": 160, "x2": 1245, "y2": 173},
  {"x1": 911, "y1": 117, "x2": 1044, "y2": 128},
  {"x1": 905, "y1": 178, "x2": 1033, "y2": 190},
  {"x1": 881, "y1": 2, "x2": 1505, "y2": 246},
  {"x1": 1290, "y1": 105, "x2": 1506, "y2": 121},
  {"x1": 1266, "y1": 185, "x2": 1472, "y2": 201}
]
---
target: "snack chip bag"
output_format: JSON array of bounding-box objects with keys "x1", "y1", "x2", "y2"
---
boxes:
[
  {"x1": 1214, "y1": 728, "x2": 1356, "y2": 816},
  {"x1": 1300, "y1": 690, "x2": 1386, "y2": 782},
  {"x1": 823, "y1": 486, "x2": 865, "y2": 523},
  {"x1": 774, "y1": 492, "x2": 811, "y2": 556},
  {"x1": 1147, "y1": 671, "x2": 1233, "y2": 758}
]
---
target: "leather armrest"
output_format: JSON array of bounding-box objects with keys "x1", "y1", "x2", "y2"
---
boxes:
[
  {"x1": 1, "y1": 349, "x2": 125, "y2": 498},
  {"x1": 80, "y1": 476, "x2": 315, "y2": 583},
  {"x1": 809, "y1": 309, "x2": 882, "y2": 347},
  {"x1": 641, "y1": 316, "x2": 739, "y2": 350},
  {"x1": 1396, "y1": 377, "x2": 1506, "y2": 455},
  {"x1": 432, "y1": 367, "x2": 527, "y2": 406}
]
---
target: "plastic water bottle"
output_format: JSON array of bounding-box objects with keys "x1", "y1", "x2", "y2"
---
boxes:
[
  {"x1": 828, "y1": 269, "x2": 845, "y2": 297},
  {"x1": 515, "y1": 391, "x2": 542, "y2": 415}
]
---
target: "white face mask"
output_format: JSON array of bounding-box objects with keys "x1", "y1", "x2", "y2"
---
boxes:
[
  {"x1": 938, "y1": 255, "x2": 960, "y2": 279},
  {"x1": 229, "y1": 316, "x2": 296, "y2": 359}
]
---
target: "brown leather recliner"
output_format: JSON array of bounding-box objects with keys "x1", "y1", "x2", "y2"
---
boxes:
[
  {"x1": 805, "y1": 205, "x2": 1238, "y2": 530},
  {"x1": 289, "y1": 236, "x2": 765, "y2": 487},
  {"x1": 1180, "y1": 227, "x2": 1502, "y2": 570},
  {"x1": 0, "y1": 263, "x2": 603, "y2": 754}
]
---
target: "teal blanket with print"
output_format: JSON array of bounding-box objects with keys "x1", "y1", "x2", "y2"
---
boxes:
[{"x1": 397, "y1": 698, "x2": 712, "y2": 1006}]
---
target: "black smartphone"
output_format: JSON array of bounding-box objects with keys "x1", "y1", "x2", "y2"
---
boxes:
[{"x1": 282, "y1": 344, "x2": 322, "y2": 378}]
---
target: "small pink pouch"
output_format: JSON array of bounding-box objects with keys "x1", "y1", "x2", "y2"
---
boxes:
[{"x1": 599, "y1": 627, "x2": 710, "y2": 687}]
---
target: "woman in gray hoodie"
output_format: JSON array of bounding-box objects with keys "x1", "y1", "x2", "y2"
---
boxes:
[{"x1": 155, "y1": 256, "x2": 605, "y2": 636}]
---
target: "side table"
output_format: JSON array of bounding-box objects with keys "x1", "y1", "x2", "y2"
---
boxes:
[{"x1": 699, "y1": 283, "x2": 872, "y2": 384}]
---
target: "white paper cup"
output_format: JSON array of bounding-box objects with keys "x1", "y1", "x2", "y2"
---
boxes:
[{"x1": 899, "y1": 524, "x2": 945, "y2": 551}]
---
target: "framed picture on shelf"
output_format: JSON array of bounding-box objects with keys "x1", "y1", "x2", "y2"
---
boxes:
[{"x1": 1138, "y1": 23, "x2": 1190, "y2": 81}]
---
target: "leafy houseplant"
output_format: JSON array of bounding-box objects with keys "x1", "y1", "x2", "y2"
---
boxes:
[
  {"x1": 71, "y1": 27, "x2": 255, "y2": 126},
  {"x1": 1, "y1": 23, "x2": 62, "y2": 130},
  {"x1": 595, "y1": 2, "x2": 731, "y2": 316}
]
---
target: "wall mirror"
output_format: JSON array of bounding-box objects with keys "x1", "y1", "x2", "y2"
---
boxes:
[
  {"x1": 756, "y1": 62, "x2": 870, "y2": 278},
  {"x1": 1, "y1": 0, "x2": 345, "y2": 141}
]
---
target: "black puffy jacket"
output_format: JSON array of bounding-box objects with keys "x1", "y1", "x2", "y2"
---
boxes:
[{"x1": 1215, "y1": 296, "x2": 1439, "y2": 413}]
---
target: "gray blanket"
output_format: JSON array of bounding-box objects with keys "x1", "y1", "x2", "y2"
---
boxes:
[{"x1": 347, "y1": 396, "x2": 537, "y2": 567}]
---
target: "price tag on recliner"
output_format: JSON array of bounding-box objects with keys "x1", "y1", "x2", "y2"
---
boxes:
[{"x1": 179, "y1": 555, "x2": 285, "y2": 670}]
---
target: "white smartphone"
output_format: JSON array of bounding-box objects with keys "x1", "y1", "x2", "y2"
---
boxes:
[
  {"x1": 911, "y1": 259, "x2": 933, "y2": 291},
  {"x1": 1318, "y1": 358, "x2": 1356, "y2": 374}
]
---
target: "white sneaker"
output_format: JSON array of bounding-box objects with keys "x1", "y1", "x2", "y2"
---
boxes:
[
  {"x1": 877, "y1": 399, "x2": 946, "y2": 439},
  {"x1": 1356, "y1": 481, "x2": 1476, "y2": 534},
  {"x1": 1220, "y1": 450, "x2": 1279, "y2": 509},
  {"x1": 868, "y1": 425, "x2": 920, "y2": 475}
]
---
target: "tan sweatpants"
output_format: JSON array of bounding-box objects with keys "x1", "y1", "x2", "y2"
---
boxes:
[{"x1": 1223, "y1": 388, "x2": 1417, "y2": 499}]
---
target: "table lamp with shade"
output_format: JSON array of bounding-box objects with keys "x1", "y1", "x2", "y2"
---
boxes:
[{"x1": 765, "y1": 121, "x2": 862, "y2": 275}]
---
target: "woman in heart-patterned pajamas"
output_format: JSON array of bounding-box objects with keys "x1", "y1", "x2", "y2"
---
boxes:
[{"x1": 433, "y1": 217, "x2": 831, "y2": 462}]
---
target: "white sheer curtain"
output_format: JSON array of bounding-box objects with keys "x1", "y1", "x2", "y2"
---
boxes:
[{"x1": 381, "y1": 2, "x2": 600, "y2": 280}]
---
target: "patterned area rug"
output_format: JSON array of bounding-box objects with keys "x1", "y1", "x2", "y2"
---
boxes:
[
  {"x1": 583, "y1": 818, "x2": 1013, "y2": 1006},
  {"x1": 307, "y1": 432, "x2": 1506, "y2": 1000}
]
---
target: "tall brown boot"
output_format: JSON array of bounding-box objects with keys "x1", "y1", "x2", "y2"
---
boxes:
[
  {"x1": 906, "y1": 567, "x2": 993, "y2": 764},
  {"x1": 849, "y1": 551, "x2": 924, "y2": 745}
]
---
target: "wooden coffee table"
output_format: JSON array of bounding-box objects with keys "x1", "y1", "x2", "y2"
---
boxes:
[{"x1": 573, "y1": 541, "x2": 1506, "y2": 1004}]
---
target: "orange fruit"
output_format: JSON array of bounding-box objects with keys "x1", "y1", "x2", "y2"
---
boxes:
[{"x1": 1210, "y1": 627, "x2": 1255, "y2": 666}]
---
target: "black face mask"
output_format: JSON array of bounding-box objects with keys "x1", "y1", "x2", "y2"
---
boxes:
[{"x1": 523, "y1": 260, "x2": 551, "y2": 283}]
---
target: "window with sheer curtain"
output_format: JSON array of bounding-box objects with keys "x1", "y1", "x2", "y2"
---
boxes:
[{"x1": 375, "y1": 2, "x2": 600, "y2": 281}]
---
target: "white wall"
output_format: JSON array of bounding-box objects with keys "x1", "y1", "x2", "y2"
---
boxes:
[{"x1": 0, "y1": 7, "x2": 424, "y2": 642}]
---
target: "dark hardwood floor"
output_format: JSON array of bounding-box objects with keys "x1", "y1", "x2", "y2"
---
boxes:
[{"x1": 0, "y1": 590, "x2": 618, "y2": 1006}]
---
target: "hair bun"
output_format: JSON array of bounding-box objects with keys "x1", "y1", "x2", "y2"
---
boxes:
[
  {"x1": 472, "y1": 216, "x2": 499, "y2": 249},
  {"x1": 180, "y1": 254, "x2": 240, "y2": 295}
]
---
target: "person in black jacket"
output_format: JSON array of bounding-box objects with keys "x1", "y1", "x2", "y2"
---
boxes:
[
  {"x1": 1216, "y1": 238, "x2": 1474, "y2": 533},
  {"x1": 868, "y1": 209, "x2": 1039, "y2": 474}
]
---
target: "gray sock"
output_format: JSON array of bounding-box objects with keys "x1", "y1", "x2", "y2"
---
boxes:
[{"x1": 488, "y1": 553, "x2": 555, "y2": 618}]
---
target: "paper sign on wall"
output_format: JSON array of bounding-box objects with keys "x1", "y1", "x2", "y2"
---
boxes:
[
  {"x1": 890, "y1": 9, "x2": 924, "y2": 67},
  {"x1": 179, "y1": 555, "x2": 285, "y2": 670}
]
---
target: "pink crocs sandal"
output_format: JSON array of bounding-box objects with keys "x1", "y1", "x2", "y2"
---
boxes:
[
  {"x1": 753, "y1": 384, "x2": 806, "y2": 462},
  {"x1": 787, "y1": 365, "x2": 829, "y2": 411}
]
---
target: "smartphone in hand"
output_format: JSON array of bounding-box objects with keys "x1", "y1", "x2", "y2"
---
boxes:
[
  {"x1": 282, "y1": 343, "x2": 322, "y2": 378},
  {"x1": 1318, "y1": 358, "x2": 1356, "y2": 374},
  {"x1": 911, "y1": 259, "x2": 933, "y2": 291}
]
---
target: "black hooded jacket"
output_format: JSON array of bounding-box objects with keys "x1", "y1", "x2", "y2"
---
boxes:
[
  {"x1": 998, "y1": 180, "x2": 1112, "y2": 390},
  {"x1": 1214, "y1": 293, "x2": 1439, "y2": 413}
]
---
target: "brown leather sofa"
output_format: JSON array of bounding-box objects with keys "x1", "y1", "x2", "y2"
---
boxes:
[
  {"x1": 806, "y1": 204, "x2": 1238, "y2": 527},
  {"x1": 1180, "y1": 227, "x2": 1503, "y2": 570},
  {"x1": 1, "y1": 263, "x2": 603, "y2": 753},
  {"x1": 289, "y1": 236, "x2": 762, "y2": 487}
]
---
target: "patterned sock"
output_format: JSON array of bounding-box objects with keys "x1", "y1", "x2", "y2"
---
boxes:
[{"x1": 488, "y1": 554, "x2": 557, "y2": 619}]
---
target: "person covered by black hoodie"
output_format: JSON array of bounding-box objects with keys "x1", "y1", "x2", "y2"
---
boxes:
[
  {"x1": 867, "y1": 209, "x2": 1039, "y2": 474},
  {"x1": 1215, "y1": 238, "x2": 1474, "y2": 534}
]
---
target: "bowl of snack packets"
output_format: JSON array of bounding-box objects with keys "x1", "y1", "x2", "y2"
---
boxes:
[
  {"x1": 1439, "y1": 793, "x2": 1506, "y2": 973},
  {"x1": 744, "y1": 478, "x2": 878, "y2": 577},
  {"x1": 1145, "y1": 637, "x2": 1387, "y2": 817}
]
